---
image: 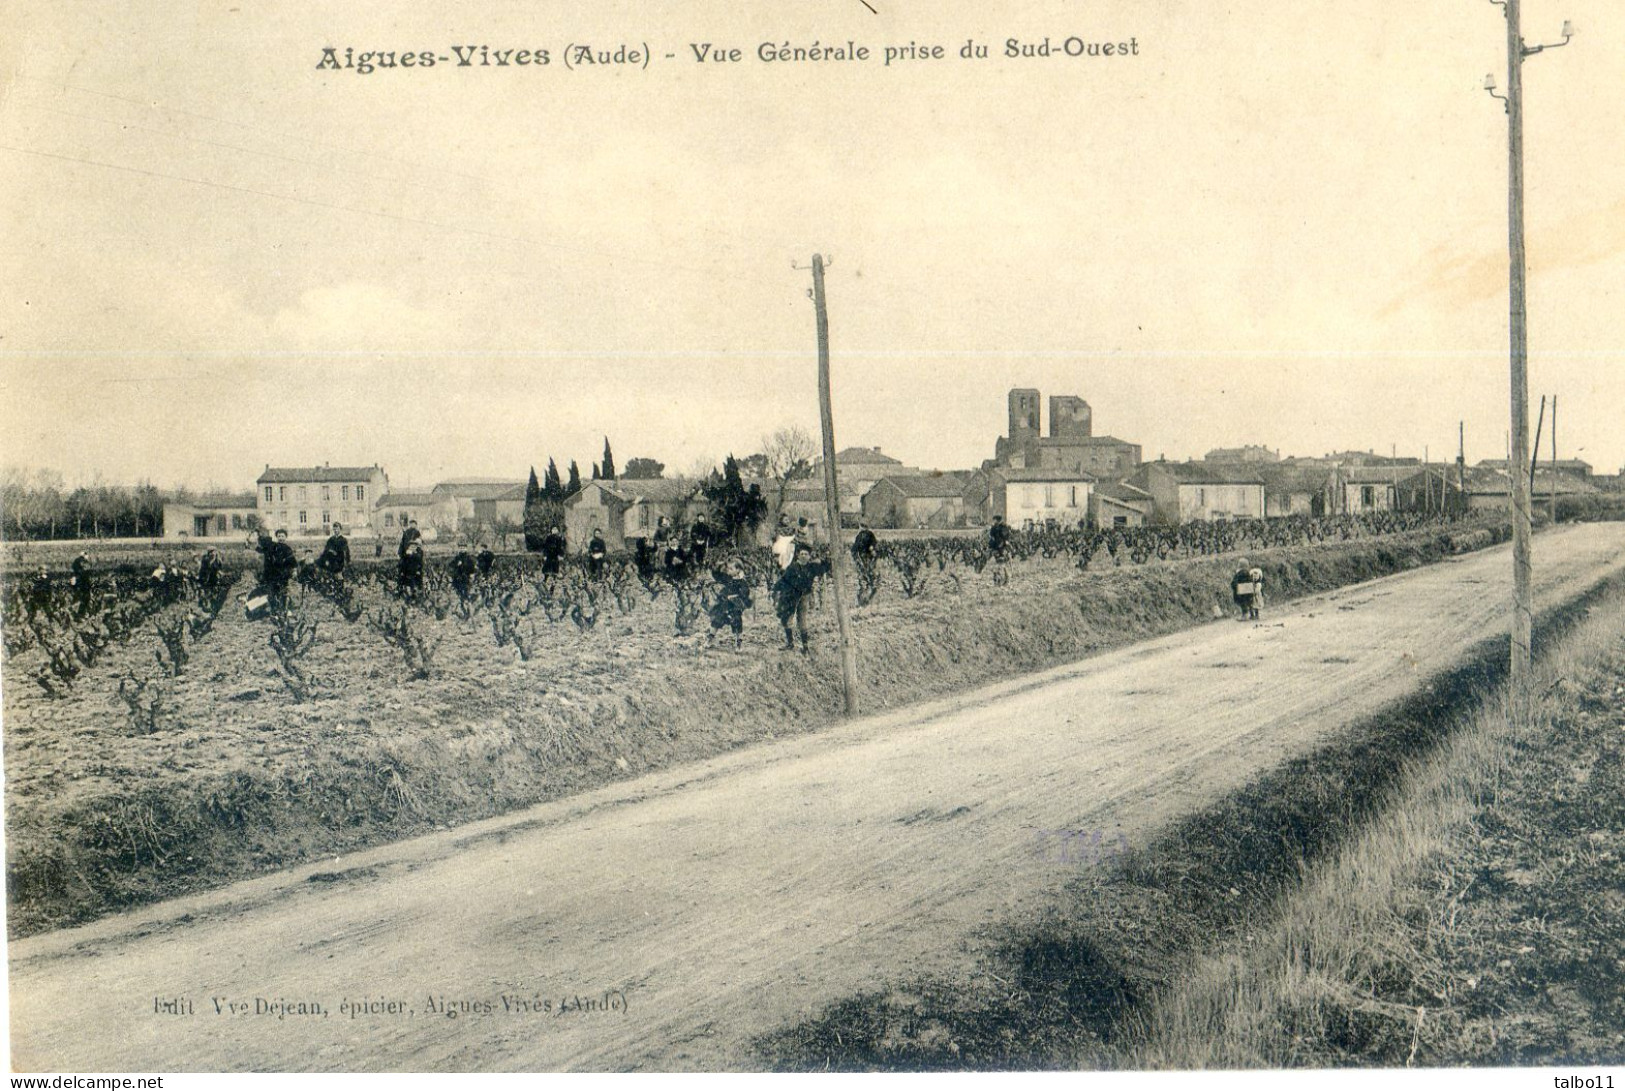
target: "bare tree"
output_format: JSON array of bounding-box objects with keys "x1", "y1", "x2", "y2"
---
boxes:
[{"x1": 761, "y1": 425, "x2": 817, "y2": 521}]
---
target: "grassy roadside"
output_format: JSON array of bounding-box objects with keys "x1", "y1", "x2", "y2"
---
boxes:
[
  {"x1": 1122, "y1": 583, "x2": 1625, "y2": 1067},
  {"x1": 753, "y1": 570, "x2": 1625, "y2": 1071}
]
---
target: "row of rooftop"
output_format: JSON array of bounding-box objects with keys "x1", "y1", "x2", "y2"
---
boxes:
[{"x1": 161, "y1": 389, "x2": 1623, "y2": 547}]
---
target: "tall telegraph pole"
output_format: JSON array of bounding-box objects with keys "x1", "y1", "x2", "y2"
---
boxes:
[
  {"x1": 1486, "y1": 4, "x2": 1572, "y2": 729},
  {"x1": 811, "y1": 254, "x2": 860, "y2": 715}
]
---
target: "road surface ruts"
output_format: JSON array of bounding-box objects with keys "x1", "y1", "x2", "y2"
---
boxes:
[{"x1": 10, "y1": 524, "x2": 1625, "y2": 1072}]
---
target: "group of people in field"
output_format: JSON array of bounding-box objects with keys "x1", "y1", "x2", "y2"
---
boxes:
[{"x1": 231, "y1": 507, "x2": 1269, "y2": 644}]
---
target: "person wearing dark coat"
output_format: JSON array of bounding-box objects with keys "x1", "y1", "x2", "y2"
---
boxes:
[
  {"x1": 540, "y1": 526, "x2": 567, "y2": 576},
  {"x1": 772, "y1": 543, "x2": 830, "y2": 652},
  {"x1": 26, "y1": 566, "x2": 52, "y2": 619},
  {"x1": 398, "y1": 538, "x2": 425, "y2": 597},
  {"x1": 988, "y1": 515, "x2": 1012, "y2": 556},
  {"x1": 633, "y1": 537, "x2": 656, "y2": 581},
  {"x1": 707, "y1": 557, "x2": 753, "y2": 649},
  {"x1": 398, "y1": 520, "x2": 422, "y2": 559},
  {"x1": 254, "y1": 529, "x2": 298, "y2": 606},
  {"x1": 586, "y1": 529, "x2": 609, "y2": 579},
  {"x1": 70, "y1": 551, "x2": 94, "y2": 614},
  {"x1": 689, "y1": 517, "x2": 713, "y2": 568},
  {"x1": 851, "y1": 523, "x2": 878, "y2": 564},
  {"x1": 317, "y1": 523, "x2": 351, "y2": 575},
  {"x1": 1230, "y1": 558, "x2": 1257, "y2": 621},
  {"x1": 450, "y1": 548, "x2": 477, "y2": 601},
  {"x1": 476, "y1": 544, "x2": 496, "y2": 577},
  {"x1": 198, "y1": 547, "x2": 223, "y2": 591}
]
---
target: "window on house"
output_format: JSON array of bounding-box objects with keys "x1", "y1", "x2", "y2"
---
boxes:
[
  {"x1": 1113, "y1": 515, "x2": 1128, "y2": 527},
  {"x1": 322, "y1": 486, "x2": 331, "y2": 501},
  {"x1": 1195, "y1": 487, "x2": 1206, "y2": 506},
  {"x1": 385, "y1": 514, "x2": 395, "y2": 528},
  {"x1": 341, "y1": 485, "x2": 350, "y2": 501},
  {"x1": 298, "y1": 511, "x2": 307, "y2": 524},
  {"x1": 279, "y1": 486, "x2": 286, "y2": 502},
  {"x1": 264, "y1": 486, "x2": 273, "y2": 502},
  {"x1": 232, "y1": 515, "x2": 243, "y2": 529},
  {"x1": 1361, "y1": 486, "x2": 1375, "y2": 506},
  {"x1": 1069, "y1": 485, "x2": 1079, "y2": 507},
  {"x1": 322, "y1": 511, "x2": 331, "y2": 526},
  {"x1": 356, "y1": 485, "x2": 366, "y2": 502},
  {"x1": 298, "y1": 487, "x2": 308, "y2": 502},
  {"x1": 1044, "y1": 484, "x2": 1055, "y2": 507}
]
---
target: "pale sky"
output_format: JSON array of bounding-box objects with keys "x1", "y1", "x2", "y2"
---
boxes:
[{"x1": 2, "y1": 0, "x2": 1621, "y2": 491}]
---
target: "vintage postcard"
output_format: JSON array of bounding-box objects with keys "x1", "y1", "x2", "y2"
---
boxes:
[{"x1": 3, "y1": 0, "x2": 1623, "y2": 1080}]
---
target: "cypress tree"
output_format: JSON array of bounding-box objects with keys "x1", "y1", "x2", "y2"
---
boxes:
[{"x1": 601, "y1": 438, "x2": 616, "y2": 482}]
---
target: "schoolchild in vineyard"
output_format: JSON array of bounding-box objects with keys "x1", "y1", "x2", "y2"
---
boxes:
[
  {"x1": 398, "y1": 519, "x2": 422, "y2": 559},
  {"x1": 398, "y1": 537, "x2": 425, "y2": 597},
  {"x1": 198, "y1": 547, "x2": 223, "y2": 591},
  {"x1": 689, "y1": 516, "x2": 712, "y2": 568},
  {"x1": 26, "y1": 566, "x2": 52, "y2": 619},
  {"x1": 253, "y1": 528, "x2": 298, "y2": 607},
  {"x1": 317, "y1": 522, "x2": 351, "y2": 575},
  {"x1": 773, "y1": 542, "x2": 830, "y2": 653},
  {"x1": 450, "y1": 548, "x2": 477, "y2": 602},
  {"x1": 540, "y1": 525, "x2": 567, "y2": 575},
  {"x1": 476, "y1": 542, "x2": 496, "y2": 577},
  {"x1": 70, "y1": 550, "x2": 93, "y2": 614},
  {"x1": 586, "y1": 529, "x2": 608, "y2": 578},
  {"x1": 707, "y1": 556, "x2": 753, "y2": 650}
]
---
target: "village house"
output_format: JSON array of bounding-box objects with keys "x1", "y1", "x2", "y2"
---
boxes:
[
  {"x1": 976, "y1": 467, "x2": 1095, "y2": 528},
  {"x1": 431, "y1": 479, "x2": 528, "y2": 529},
  {"x1": 1461, "y1": 466, "x2": 1601, "y2": 511},
  {"x1": 1475, "y1": 457, "x2": 1594, "y2": 480},
  {"x1": 1333, "y1": 466, "x2": 1403, "y2": 515},
  {"x1": 374, "y1": 490, "x2": 457, "y2": 539},
  {"x1": 1088, "y1": 481, "x2": 1156, "y2": 527},
  {"x1": 564, "y1": 478, "x2": 701, "y2": 552},
  {"x1": 1248, "y1": 461, "x2": 1336, "y2": 517},
  {"x1": 861, "y1": 474, "x2": 970, "y2": 529},
  {"x1": 469, "y1": 484, "x2": 528, "y2": 535},
  {"x1": 1394, "y1": 466, "x2": 1467, "y2": 515},
  {"x1": 256, "y1": 464, "x2": 389, "y2": 537},
  {"x1": 1125, "y1": 461, "x2": 1266, "y2": 523},
  {"x1": 811, "y1": 447, "x2": 925, "y2": 515},
  {"x1": 162, "y1": 493, "x2": 260, "y2": 539},
  {"x1": 1204, "y1": 445, "x2": 1280, "y2": 463}
]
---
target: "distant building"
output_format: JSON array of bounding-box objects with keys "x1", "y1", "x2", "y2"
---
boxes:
[
  {"x1": 1475, "y1": 457, "x2": 1593, "y2": 480},
  {"x1": 1204, "y1": 445, "x2": 1279, "y2": 463},
  {"x1": 980, "y1": 467, "x2": 1094, "y2": 528},
  {"x1": 1125, "y1": 461, "x2": 1266, "y2": 523},
  {"x1": 1333, "y1": 466, "x2": 1403, "y2": 515},
  {"x1": 1461, "y1": 466, "x2": 1600, "y2": 510},
  {"x1": 374, "y1": 490, "x2": 456, "y2": 539},
  {"x1": 470, "y1": 484, "x2": 528, "y2": 534},
  {"x1": 565, "y1": 478, "x2": 700, "y2": 552},
  {"x1": 861, "y1": 474, "x2": 970, "y2": 529},
  {"x1": 992, "y1": 388, "x2": 1141, "y2": 478},
  {"x1": 256, "y1": 465, "x2": 388, "y2": 536},
  {"x1": 1089, "y1": 481, "x2": 1155, "y2": 527},
  {"x1": 432, "y1": 479, "x2": 528, "y2": 527},
  {"x1": 1246, "y1": 462, "x2": 1335, "y2": 517},
  {"x1": 162, "y1": 494, "x2": 259, "y2": 539},
  {"x1": 811, "y1": 447, "x2": 925, "y2": 514}
]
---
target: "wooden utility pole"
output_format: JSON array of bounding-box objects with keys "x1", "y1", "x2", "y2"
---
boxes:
[
  {"x1": 1504, "y1": 0, "x2": 1534, "y2": 729},
  {"x1": 811, "y1": 254, "x2": 860, "y2": 715},
  {"x1": 1550, "y1": 395, "x2": 1558, "y2": 522}
]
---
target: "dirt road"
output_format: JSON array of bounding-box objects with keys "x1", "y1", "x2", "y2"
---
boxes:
[{"x1": 11, "y1": 524, "x2": 1625, "y2": 1072}]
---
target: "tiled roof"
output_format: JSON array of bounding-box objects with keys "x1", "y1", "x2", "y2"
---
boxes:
[
  {"x1": 992, "y1": 467, "x2": 1099, "y2": 483},
  {"x1": 432, "y1": 480, "x2": 526, "y2": 498},
  {"x1": 375, "y1": 491, "x2": 439, "y2": 508},
  {"x1": 257, "y1": 465, "x2": 383, "y2": 484},
  {"x1": 872, "y1": 474, "x2": 967, "y2": 498}
]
